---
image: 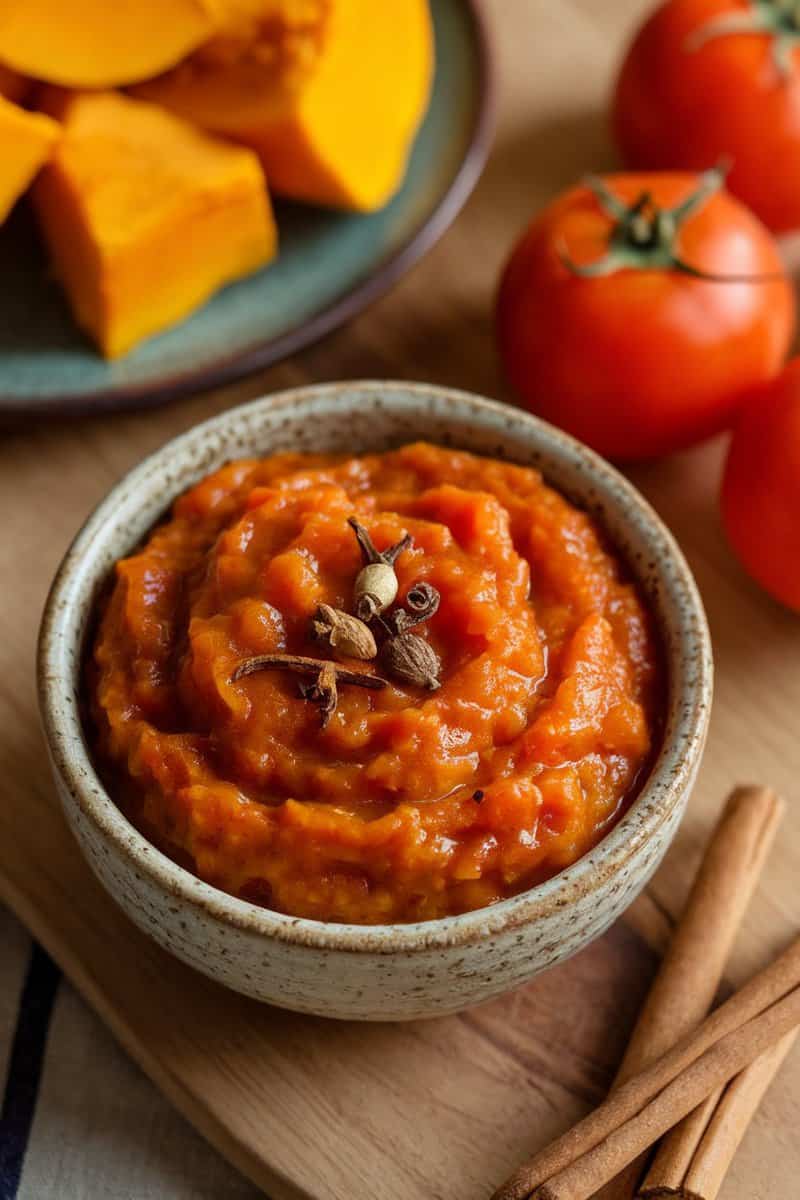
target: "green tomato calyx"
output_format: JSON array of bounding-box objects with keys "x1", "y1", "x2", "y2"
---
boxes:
[
  {"x1": 559, "y1": 167, "x2": 782, "y2": 283},
  {"x1": 687, "y1": 0, "x2": 800, "y2": 80}
]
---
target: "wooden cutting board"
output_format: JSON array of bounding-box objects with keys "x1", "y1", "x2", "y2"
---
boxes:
[
  {"x1": 2, "y1": 781, "x2": 670, "y2": 1200},
  {"x1": 2, "y1": 2, "x2": 799, "y2": 1197}
]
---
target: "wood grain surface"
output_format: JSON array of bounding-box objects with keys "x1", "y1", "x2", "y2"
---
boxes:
[{"x1": 1, "y1": 2, "x2": 798, "y2": 1197}]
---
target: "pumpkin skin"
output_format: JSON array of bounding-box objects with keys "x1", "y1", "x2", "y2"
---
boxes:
[
  {"x1": 135, "y1": 0, "x2": 435, "y2": 212},
  {"x1": 34, "y1": 90, "x2": 277, "y2": 358},
  {"x1": 0, "y1": 94, "x2": 58, "y2": 224},
  {"x1": 0, "y1": 0, "x2": 216, "y2": 88}
]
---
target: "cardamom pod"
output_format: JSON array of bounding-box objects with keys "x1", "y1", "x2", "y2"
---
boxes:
[
  {"x1": 381, "y1": 632, "x2": 441, "y2": 691},
  {"x1": 354, "y1": 562, "x2": 399, "y2": 622},
  {"x1": 348, "y1": 516, "x2": 412, "y2": 621},
  {"x1": 310, "y1": 604, "x2": 377, "y2": 661}
]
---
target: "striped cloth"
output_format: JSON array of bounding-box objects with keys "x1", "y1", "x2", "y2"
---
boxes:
[{"x1": 1, "y1": 906, "x2": 261, "y2": 1200}]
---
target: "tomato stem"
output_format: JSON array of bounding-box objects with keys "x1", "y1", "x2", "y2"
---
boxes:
[
  {"x1": 686, "y1": 0, "x2": 800, "y2": 81},
  {"x1": 559, "y1": 166, "x2": 784, "y2": 283}
]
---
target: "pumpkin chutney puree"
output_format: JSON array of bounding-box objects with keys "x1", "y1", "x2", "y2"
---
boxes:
[{"x1": 89, "y1": 443, "x2": 660, "y2": 924}]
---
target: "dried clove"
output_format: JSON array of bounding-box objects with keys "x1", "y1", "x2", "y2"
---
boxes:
[
  {"x1": 231, "y1": 653, "x2": 387, "y2": 727},
  {"x1": 348, "y1": 516, "x2": 412, "y2": 622},
  {"x1": 297, "y1": 661, "x2": 339, "y2": 727},
  {"x1": 310, "y1": 603, "x2": 377, "y2": 661}
]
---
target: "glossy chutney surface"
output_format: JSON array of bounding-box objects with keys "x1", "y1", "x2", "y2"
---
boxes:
[{"x1": 89, "y1": 443, "x2": 661, "y2": 923}]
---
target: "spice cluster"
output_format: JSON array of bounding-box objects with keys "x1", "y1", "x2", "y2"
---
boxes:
[{"x1": 232, "y1": 516, "x2": 442, "y2": 727}]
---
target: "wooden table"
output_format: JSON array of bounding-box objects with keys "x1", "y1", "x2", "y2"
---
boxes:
[{"x1": 1, "y1": 2, "x2": 798, "y2": 1196}]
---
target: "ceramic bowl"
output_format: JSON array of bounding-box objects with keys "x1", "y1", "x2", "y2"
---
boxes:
[{"x1": 38, "y1": 382, "x2": 712, "y2": 1021}]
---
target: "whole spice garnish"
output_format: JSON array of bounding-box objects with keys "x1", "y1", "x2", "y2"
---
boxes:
[
  {"x1": 297, "y1": 661, "x2": 339, "y2": 728},
  {"x1": 378, "y1": 581, "x2": 442, "y2": 690},
  {"x1": 348, "y1": 516, "x2": 412, "y2": 622},
  {"x1": 397, "y1": 580, "x2": 440, "y2": 629},
  {"x1": 310, "y1": 603, "x2": 377, "y2": 661},
  {"x1": 381, "y1": 632, "x2": 441, "y2": 691},
  {"x1": 231, "y1": 653, "x2": 387, "y2": 728}
]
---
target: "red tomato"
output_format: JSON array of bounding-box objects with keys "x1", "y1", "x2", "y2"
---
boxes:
[
  {"x1": 721, "y1": 357, "x2": 800, "y2": 610},
  {"x1": 495, "y1": 171, "x2": 794, "y2": 461},
  {"x1": 614, "y1": 0, "x2": 800, "y2": 232}
]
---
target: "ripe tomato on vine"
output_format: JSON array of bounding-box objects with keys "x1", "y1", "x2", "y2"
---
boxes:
[
  {"x1": 496, "y1": 169, "x2": 794, "y2": 460},
  {"x1": 722, "y1": 358, "x2": 800, "y2": 611},
  {"x1": 614, "y1": 0, "x2": 800, "y2": 231}
]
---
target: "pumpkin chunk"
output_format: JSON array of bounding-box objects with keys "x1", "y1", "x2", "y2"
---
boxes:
[
  {"x1": 0, "y1": 95, "x2": 58, "y2": 223},
  {"x1": 135, "y1": 0, "x2": 435, "y2": 212},
  {"x1": 34, "y1": 90, "x2": 277, "y2": 359},
  {"x1": 0, "y1": 0, "x2": 217, "y2": 87}
]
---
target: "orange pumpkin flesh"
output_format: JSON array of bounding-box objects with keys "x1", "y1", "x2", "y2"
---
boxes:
[
  {"x1": 0, "y1": 0, "x2": 216, "y2": 87},
  {"x1": 34, "y1": 89, "x2": 277, "y2": 358},
  {"x1": 0, "y1": 94, "x2": 58, "y2": 223},
  {"x1": 135, "y1": 0, "x2": 435, "y2": 212}
]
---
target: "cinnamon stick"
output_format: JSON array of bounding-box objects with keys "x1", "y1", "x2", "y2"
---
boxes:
[
  {"x1": 638, "y1": 1029, "x2": 798, "y2": 1199},
  {"x1": 616, "y1": 787, "x2": 784, "y2": 1077},
  {"x1": 636, "y1": 1089, "x2": 722, "y2": 1195},
  {"x1": 491, "y1": 936, "x2": 800, "y2": 1200},
  {"x1": 533, "y1": 987, "x2": 800, "y2": 1200},
  {"x1": 595, "y1": 784, "x2": 784, "y2": 1199}
]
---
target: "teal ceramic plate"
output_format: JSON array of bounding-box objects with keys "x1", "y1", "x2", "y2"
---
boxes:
[{"x1": 0, "y1": 0, "x2": 493, "y2": 416}]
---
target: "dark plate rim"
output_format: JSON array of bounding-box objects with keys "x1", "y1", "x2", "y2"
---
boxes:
[{"x1": 2, "y1": 0, "x2": 496, "y2": 418}]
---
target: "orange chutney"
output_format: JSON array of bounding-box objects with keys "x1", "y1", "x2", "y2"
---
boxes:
[{"x1": 88, "y1": 443, "x2": 661, "y2": 924}]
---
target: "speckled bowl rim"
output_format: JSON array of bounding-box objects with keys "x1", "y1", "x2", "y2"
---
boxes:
[{"x1": 38, "y1": 382, "x2": 713, "y2": 954}]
